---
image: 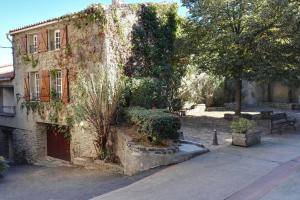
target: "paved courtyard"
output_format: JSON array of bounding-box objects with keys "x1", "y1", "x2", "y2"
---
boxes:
[
  {"x1": 2, "y1": 108, "x2": 300, "y2": 200},
  {"x1": 93, "y1": 132, "x2": 300, "y2": 200},
  {"x1": 92, "y1": 108, "x2": 300, "y2": 200},
  {"x1": 0, "y1": 165, "x2": 159, "y2": 200}
]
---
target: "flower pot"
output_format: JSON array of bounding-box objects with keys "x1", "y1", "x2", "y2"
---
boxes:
[{"x1": 232, "y1": 131, "x2": 261, "y2": 147}]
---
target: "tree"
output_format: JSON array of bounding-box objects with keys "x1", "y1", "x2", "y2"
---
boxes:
[
  {"x1": 182, "y1": 0, "x2": 300, "y2": 114},
  {"x1": 73, "y1": 64, "x2": 124, "y2": 160},
  {"x1": 125, "y1": 4, "x2": 187, "y2": 111}
]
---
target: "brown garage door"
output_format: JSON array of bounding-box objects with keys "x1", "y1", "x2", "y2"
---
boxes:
[{"x1": 47, "y1": 127, "x2": 70, "y2": 161}]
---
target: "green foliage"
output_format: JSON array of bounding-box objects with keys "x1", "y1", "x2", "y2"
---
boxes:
[
  {"x1": 21, "y1": 54, "x2": 39, "y2": 68},
  {"x1": 180, "y1": 65, "x2": 225, "y2": 106},
  {"x1": 183, "y1": 0, "x2": 300, "y2": 112},
  {"x1": 125, "y1": 77, "x2": 167, "y2": 109},
  {"x1": 73, "y1": 65, "x2": 124, "y2": 157},
  {"x1": 231, "y1": 118, "x2": 255, "y2": 134},
  {"x1": 125, "y1": 107, "x2": 181, "y2": 142},
  {"x1": 20, "y1": 88, "x2": 73, "y2": 136},
  {"x1": 47, "y1": 125, "x2": 71, "y2": 140},
  {"x1": 72, "y1": 4, "x2": 107, "y2": 30},
  {"x1": 20, "y1": 101, "x2": 44, "y2": 116},
  {"x1": 31, "y1": 55, "x2": 38, "y2": 68},
  {"x1": 0, "y1": 156, "x2": 9, "y2": 177},
  {"x1": 126, "y1": 4, "x2": 185, "y2": 111}
]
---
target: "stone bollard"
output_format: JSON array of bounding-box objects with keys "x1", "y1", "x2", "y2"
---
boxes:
[{"x1": 212, "y1": 129, "x2": 218, "y2": 145}]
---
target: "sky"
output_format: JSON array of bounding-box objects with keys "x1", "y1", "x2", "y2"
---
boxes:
[{"x1": 0, "y1": 0, "x2": 187, "y2": 65}]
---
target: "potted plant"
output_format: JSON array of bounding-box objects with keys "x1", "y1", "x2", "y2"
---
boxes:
[
  {"x1": 0, "y1": 156, "x2": 9, "y2": 178},
  {"x1": 231, "y1": 118, "x2": 261, "y2": 147}
]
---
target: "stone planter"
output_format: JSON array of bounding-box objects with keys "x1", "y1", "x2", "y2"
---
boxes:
[{"x1": 232, "y1": 131, "x2": 261, "y2": 147}]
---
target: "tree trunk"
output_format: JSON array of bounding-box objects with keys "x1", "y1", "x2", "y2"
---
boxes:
[
  {"x1": 288, "y1": 87, "x2": 293, "y2": 103},
  {"x1": 235, "y1": 79, "x2": 242, "y2": 115},
  {"x1": 267, "y1": 82, "x2": 272, "y2": 102}
]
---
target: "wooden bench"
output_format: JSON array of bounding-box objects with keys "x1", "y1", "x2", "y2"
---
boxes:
[{"x1": 270, "y1": 113, "x2": 296, "y2": 134}]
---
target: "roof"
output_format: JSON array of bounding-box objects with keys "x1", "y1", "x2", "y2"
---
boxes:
[
  {"x1": 9, "y1": 4, "x2": 103, "y2": 34},
  {"x1": 0, "y1": 64, "x2": 14, "y2": 81}
]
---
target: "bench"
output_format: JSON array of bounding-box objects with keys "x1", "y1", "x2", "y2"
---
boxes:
[{"x1": 270, "y1": 113, "x2": 296, "y2": 134}]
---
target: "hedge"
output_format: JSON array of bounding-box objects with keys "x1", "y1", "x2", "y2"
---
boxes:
[
  {"x1": 124, "y1": 78, "x2": 168, "y2": 109},
  {"x1": 125, "y1": 107, "x2": 181, "y2": 142},
  {"x1": 0, "y1": 156, "x2": 8, "y2": 177}
]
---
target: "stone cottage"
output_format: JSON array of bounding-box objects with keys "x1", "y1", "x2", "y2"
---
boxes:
[{"x1": 0, "y1": 2, "x2": 176, "y2": 164}]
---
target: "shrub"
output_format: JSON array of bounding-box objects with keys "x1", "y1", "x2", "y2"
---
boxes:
[
  {"x1": 231, "y1": 118, "x2": 255, "y2": 134},
  {"x1": 0, "y1": 156, "x2": 9, "y2": 177},
  {"x1": 125, "y1": 78, "x2": 167, "y2": 109},
  {"x1": 180, "y1": 68, "x2": 225, "y2": 106},
  {"x1": 125, "y1": 107, "x2": 181, "y2": 142}
]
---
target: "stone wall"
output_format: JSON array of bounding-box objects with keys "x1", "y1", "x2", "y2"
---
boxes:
[
  {"x1": 112, "y1": 129, "x2": 207, "y2": 176},
  {"x1": 4, "y1": 4, "x2": 146, "y2": 163}
]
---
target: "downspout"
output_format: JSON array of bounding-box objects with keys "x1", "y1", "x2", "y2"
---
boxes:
[{"x1": 5, "y1": 33, "x2": 15, "y2": 79}]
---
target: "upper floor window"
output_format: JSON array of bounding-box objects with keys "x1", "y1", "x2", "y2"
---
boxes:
[
  {"x1": 29, "y1": 34, "x2": 38, "y2": 53},
  {"x1": 54, "y1": 30, "x2": 61, "y2": 50},
  {"x1": 31, "y1": 72, "x2": 40, "y2": 100},
  {"x1": 33, "y1": 35, "x2": 38, "y2": 53},
  {"x1": 51, "y1": 71, "x2": 62, "y2": 98}
]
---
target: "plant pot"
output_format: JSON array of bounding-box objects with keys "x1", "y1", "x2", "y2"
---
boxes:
[{"x1": 232, "y1": 131, "x2": 261, "y2": 147}]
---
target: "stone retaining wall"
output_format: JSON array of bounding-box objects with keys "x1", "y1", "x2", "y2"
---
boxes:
[{"x1": 112, "y1": 129, "x2": 207, "y2": 175}]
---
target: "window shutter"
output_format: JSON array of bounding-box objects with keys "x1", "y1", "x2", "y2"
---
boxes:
[
  {"x1": 60, "y1": 25, "x2": 68, "y2": 48},
  {"x1": 20, "y1": 35, "x2": 27, "y2": 55},
  {"x1": 40, "y1": 70, "x2": 50, "y2": 102},
  {"x1": 23, "y1": 73, "x2": 30, "y2": 101},
  {"x1": 62, "y1": 69, "x2": 69, "y2": 104},
  {"x1": 38, "y1": 29, "x2": 48, "y2": 52}
]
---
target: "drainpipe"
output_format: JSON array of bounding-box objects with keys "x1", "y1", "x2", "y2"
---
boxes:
[{"x1": 5, "y1": 33, "x2": 15, "y2": 79}]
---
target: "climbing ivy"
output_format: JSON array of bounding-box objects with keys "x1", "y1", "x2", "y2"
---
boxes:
[
  {"x1": 125, "y1": 4, "x2": 185, "y2": 111},
  {"x1": 71, "y1": 5, "x2": 107, "y2": 30},
  {"x1": 21, "y1": 54, "x2": 39, "y2": 69}
]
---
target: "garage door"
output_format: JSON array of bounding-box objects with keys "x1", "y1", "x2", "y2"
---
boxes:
[{"x1": 47, "y1": 127, "x2": 70, "y2": 161}]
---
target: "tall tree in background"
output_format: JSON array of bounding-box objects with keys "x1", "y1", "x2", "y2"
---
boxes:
[{"x1": 182, "y1": 0, "x2": 300, "y2": 114}]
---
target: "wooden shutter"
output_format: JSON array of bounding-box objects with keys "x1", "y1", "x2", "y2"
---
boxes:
[
  {"x1": 60, "y1": 25, "x2": 68, "y2": 48},
  {"x1": 40, "y1": 70, "x2": 50, "y2": 102},
  {"x1": 20, "y1": 35, "x2": 27, "y2": 55},
  {"x1": 23, "y1": 73, "x2": 30, "y2": 101},
  {"x1": 38, "y1": 29, "x2": 48, "y2": 52},
  {"x1": 62, "y1": 69, "x2": 69, "y2": 104}
]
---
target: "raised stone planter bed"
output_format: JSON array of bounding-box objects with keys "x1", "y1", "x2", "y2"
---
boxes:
[
  {"x1": 112, "y1": 128, "x2": 209, "y2": 175},
  {"x1": 232, "y1": 131, "x2": 261, "y2": 147}
]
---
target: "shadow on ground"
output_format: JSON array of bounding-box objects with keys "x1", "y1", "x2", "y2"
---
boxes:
[{"x1": 0, "y1": 164, "x2": 164, "y2": 200}]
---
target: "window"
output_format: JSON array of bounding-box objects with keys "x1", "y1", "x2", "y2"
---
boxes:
[
  {"x1": 29, "y1": 34, "x2": 38, "y2": 53},
  {"x1": 30, "y1": 72, "x2": 40, "y2": 100},
  {"x1": 33, "y1": 35, "x2": 38, "y2": 53},
  {"x1": 55, "y1": 71, "x2": 62, "y2": 98},
  {"x1": 54, "y1": 30, "x2": 61, "y2": 50}
]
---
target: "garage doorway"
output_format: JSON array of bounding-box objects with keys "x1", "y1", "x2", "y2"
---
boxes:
[
  {"x1": 47, "y1": 125, "x2": 70, "y2": 161},
  {"x1": 0, "y1": 128, "x2": 14, "y2": 162}
]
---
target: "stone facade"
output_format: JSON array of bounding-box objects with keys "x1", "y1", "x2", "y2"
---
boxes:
[
  {"x1": 0, "y1": 3, "x2": 165, "y2": 164},
  {"x1": 242, "y1": 81, "x2": 300, "y2": 106},
  {"x1": 112, "y1": 129, "x2": 208, "y2": 175}
]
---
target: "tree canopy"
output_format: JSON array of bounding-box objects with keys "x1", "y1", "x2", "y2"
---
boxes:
[{"x1": 182, "y1": 0, "x2": 300, "y2": 114}]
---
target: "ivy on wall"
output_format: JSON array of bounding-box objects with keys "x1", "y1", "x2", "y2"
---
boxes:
[{"x1": 125, "y1": 4, "x2": 185, "y2": 111}]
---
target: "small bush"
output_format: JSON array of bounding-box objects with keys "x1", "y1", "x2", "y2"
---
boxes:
[
  {"x1": 125, "y1": 78, "x2": 167, "y2": 109},
  {"x1": 125, "y1": 107, "x2": 181, "y2": 142},
  {"x1": 231, "y1": 118, "x2": 255, "y2": 134},
  {"x1": 0, "y1": 156, "x2": 9, "y2": 177}
]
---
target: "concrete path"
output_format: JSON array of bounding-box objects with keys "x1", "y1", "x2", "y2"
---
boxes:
[{"x1": 93, "y1": 132, "x2": 300, "y2": 200}]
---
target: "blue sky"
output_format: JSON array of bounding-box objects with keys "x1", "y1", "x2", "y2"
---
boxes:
[{"x1": 0, "y1": 0, "x2": 187, "y2": 65}]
